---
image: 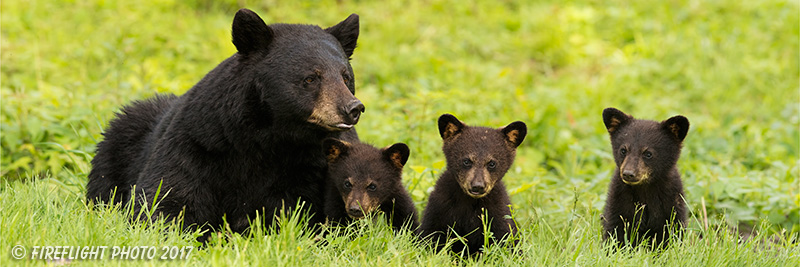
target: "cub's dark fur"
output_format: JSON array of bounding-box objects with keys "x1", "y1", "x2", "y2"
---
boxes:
[
  {"x1": 86, "y1": 9, "x2": 364, "y2": 241},
  {"x1": 601, "y1": 107, "x2": 689, "y2": 248},
  {"x1": 419, "y1": 114, "x2": 526, "y2": 255},
  {"x1": 323, "y1": 139, "x2": 419, "y2": 230}
]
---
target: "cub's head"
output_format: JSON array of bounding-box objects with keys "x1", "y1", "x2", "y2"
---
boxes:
[
  {"x1": 437, "y1": 114, "x2": 527, "y2": 198},
  {"x1": 231, "y1": 9, "x2": 364, "y2": 132},
  {"x1": 602, "y1": 107, "x2": 689, "y2": 185},
  {"x1": 323, "y1": 138, "x2": 410, "y2": 219}
]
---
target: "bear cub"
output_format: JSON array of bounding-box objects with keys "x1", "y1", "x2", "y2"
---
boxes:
[
  {"x1": 419, "y1": 114, "x2": 527, "y2": 255},
  {"x1": 601, "y1": 107, "x2": 689, "y2": 248},
  {"x1": 323, "y1": 138, "x2": 419, "y2": 230}
]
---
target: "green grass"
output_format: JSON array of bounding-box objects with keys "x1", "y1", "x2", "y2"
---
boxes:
[{"x1": 2, "y1": 0, "x2": 799, "y2": 265}]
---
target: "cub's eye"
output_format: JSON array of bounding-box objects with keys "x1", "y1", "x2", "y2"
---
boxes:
[
  {"x1": 367, "y1": 184, "x2": 377, "y2": 191},
  {"x1": 643, "y1": 151, "x2": 653, "y2": 159},
  {"x1": 304, "y1": 76, "x2": 316, "y2": 84},
  {"x1": 462, "y1": 159, "x2": 473, "y2": 168},
  {"x1": 342, "y1": 74, "x2": 350, "y2": 84},
  {"x1": 620, "y1": 148, "x2": 627, "y2": 156},
  {"x1": 487, "y1": 161, "x2": 497, "y2": 169},
  {"x1": 343, "y1": 181, "x2": 352, "y2": 189}
]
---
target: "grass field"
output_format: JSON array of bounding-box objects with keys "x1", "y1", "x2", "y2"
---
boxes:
[{"x1": 2, "y1": 0, "x2": 799, "y2": 265}]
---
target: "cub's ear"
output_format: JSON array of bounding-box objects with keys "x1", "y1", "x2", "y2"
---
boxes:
[
  {"x1": 501, "y1": 121, "x2": 527, "y2": 148},
  {"x1": 232, "y1": 9, "x2": 274, "y2": 55},
  {"x1": 661, "y1": 115, "x2": 690, "y2": 142},
  {"x1": 325, "y1": 13, "x2": 359, "y2": 59},
  {"x1": 438, "y1": 114, "x2": 465, "y2": 141},
  {"x1": 322, "y1": 138, "x2": 350, "y2": 163},
  {"x1": 602, "y1": 107, "x2": 633, "y2": 134},
  {"x1": 382, "y1": 143, "x2": 410, "y2": 170}
]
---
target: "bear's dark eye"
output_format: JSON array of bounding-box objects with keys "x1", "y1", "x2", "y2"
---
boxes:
[
  {"x1": 367, "y1": 184, "x2": 376, "y2": 191},
  {"x1": 487, "y1": 160, "x2": 497, "y2": 169},
  {"x1": 303, "y1": 76, "x2": 316, "y2": 85},
  {"x1": 643, "y1": 151, "x2": 653, "y2": 159},
  {"x1": 343, "y1": 181, "x2": 352, "y2": 189},
  {"x1": 620, "y1": 148, "x2": 627, "y2": 156},
  {"x1": 462, "y1": 159, "x2": 473, "y2": 168},
  {"x1": 342, "y1": 74, "x2": 349, "y2": 84}
]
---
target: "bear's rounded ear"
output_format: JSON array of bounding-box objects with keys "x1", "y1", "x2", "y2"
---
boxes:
[
  {"x1": 501, "y1": 121, "x2": 527, "y2": 148},
  {"x1": 438, "y1": 114, "x2": 465, "y2": 141},
  {"x1": 232, "y1": 8, "x2": 274, "y2": 55},
  {"x1": 602, "y1": 107, "x2": 633, "y2": 134},
  {"x1": 324, "y1": 14, "x2": 359, "y2": 59},
  {"x1": 323, "y1": 138, "x2": 350, "y2": 163},
  {"x1": 661, "y1": 115, "x2": 690, "y2": 142},
  {"x1": 382, "y1": 143, "x2": 410, "y2": 170}
]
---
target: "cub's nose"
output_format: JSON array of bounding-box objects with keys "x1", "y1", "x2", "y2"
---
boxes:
[
  {"x1": 347, "y1": 207, "x2": 364, "y2": 218},
  {"x1": 469, "y1": 185, "x2": 485, "y2": 195},
  {"x1": 622, "y1": 170, "x2": 635, "y2": 181},
  {"x1": 468, "y1": 179, "x2": 486, "y2": 195}
]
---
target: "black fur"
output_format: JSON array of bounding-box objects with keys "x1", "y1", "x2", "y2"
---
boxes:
[
  {"x1": 86, "y1": 94, "x2": 178, "y2": 204},
  {"x1": 86, "y1": 9, "x2": 363, "y2": 242},
  {"x1": 419, "y1": 114, "x2": 526, "y2": 255},
  {"x1": 323, "y1": 139, "x2": 419, "y2": 230},
  {"x1": 601, "y1": 107, "x2": 689, "y2": 248}
]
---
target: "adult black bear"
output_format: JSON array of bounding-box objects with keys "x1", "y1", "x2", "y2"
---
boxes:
[
  {"x1": 601, "y1": 107, "x2": 689, "y2": 248},
  {"x1": 322, "y1": 138, "x2": 419, "y2": 231},
  {"x1": 419, "y1": 114, "x2": 526, "y2": 255},
  {"x1": 86, "y1": 9, "x2": 365, "y2": 241}
]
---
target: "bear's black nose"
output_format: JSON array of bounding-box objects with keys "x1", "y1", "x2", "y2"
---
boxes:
[
  {"x1": 346, "y1": 100, "x2": 365, "y2": 122},
  {"x1": 622, "y1": 170, "x2": 635, "y2": 180},
  {"x1": 347, "y1": 207, "x2": 364, "y2": 218},
  {"x1": 469, "y1": 185, "x2": 485, "y2": 195}
]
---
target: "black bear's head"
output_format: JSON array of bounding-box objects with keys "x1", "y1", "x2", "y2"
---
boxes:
[
  {"x1": 438, "y1": 114, "x2": 526, "y2": 198},
  {"x1": 323, "y1": 138, "x2": 410, "y2": 219},
  {"x1": 231, "y1": 9, "x2": 365, "y2": 133},
  {"x1": 602, "y1": 107, "x2": 689, "y2": 185}
]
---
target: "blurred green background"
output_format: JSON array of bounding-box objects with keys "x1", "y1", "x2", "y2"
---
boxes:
[{"x1": 1, "y1": 0, "x2": 798, "y2": 243}]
